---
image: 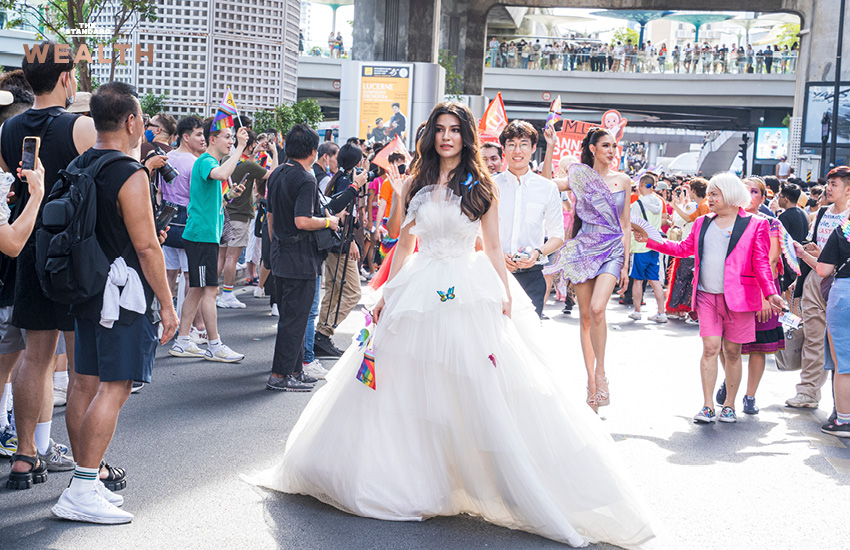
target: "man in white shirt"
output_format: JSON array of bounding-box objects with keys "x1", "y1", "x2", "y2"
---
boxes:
[
  {"x1": 628, "y1": 174, "x2": 667, "y2": 322},
  {"x1": 495, "y1": 121, "x2": 565, "y2": 317},
  {"x1": 775, "y1": 155, "x2": 791, "y2": 181},
  {"x1": 788, "y1": 166, "x2": 850, "y2": 408}
]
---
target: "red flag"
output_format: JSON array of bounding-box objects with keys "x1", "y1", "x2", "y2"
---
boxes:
[{"x1": 478, "y1": 92, "x2": 507, "y2": 138}]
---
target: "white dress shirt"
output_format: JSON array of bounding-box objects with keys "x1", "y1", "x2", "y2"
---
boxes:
[{"x1": 495, "y1": 169, "x2": 565, "y2": 261}]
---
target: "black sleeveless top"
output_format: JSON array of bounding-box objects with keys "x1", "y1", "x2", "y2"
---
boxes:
[
  {"x1": 1, "y1": 106, "x2": 81, "y2": 222},
  {"x1": 0, "y1": 106, "x2": 81, "y2": 304}
]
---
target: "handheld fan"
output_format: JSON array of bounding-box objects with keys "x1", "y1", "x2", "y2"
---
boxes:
[
  {"x1": 778, "y1": 225, "x2": 801, "y2": 275},
  {"x1": 629, "y1": 214, "x2": 663, "y2": 243}
]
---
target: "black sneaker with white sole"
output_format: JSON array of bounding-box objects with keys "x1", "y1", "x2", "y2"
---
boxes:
[
  {"x1": 313, "y1": 333, "x2": 343, "y2": 357},
  {"x1": 821, "y1": 420, "x2": 850, "y2": 438},
  {"x1": 266, "y1": 374, "x2": 314, "y2": 392}
]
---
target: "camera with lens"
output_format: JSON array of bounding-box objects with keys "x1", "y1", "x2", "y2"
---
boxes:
[
  {"x1": 149, "y1": 145, "x2": 179, "y2": 184},
  {"x1": 354, "y1": 166, "x2": 379, "y2": 181}
]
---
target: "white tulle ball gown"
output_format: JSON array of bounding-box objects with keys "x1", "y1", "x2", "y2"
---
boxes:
[{"x1": 249, "y1": 186, "x2": 655, "y2": 548}]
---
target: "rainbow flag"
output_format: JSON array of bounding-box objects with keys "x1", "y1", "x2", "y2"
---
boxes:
[
  {"x1": 255, "y1": 150, "x2": 270, "y2": 169},
  {"x1": 356, "y1": 351, "x2": 376, "y2": 390},
  {"x1": 212, "y1": 87, "x2": 238, "y2": 131},
  {"x1": 379, "y1": 237, "x2": 397, "y2": 259},
  {"x1": 221, "y1": 178, "x2": 231, "y2": 198},
  {"x1": 545, "y1": 95, "x2": 562, "y2": 129}
]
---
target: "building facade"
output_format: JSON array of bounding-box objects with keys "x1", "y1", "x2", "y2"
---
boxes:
[{"x1": 88, "y1": 0, "x2": 300, "y2": 117}]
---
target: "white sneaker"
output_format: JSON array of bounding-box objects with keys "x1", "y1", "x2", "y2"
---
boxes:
[
  {"x1": 97, "y1": 481, "x2": 124, "y2": 507},
  {"x1": 628, "y1": 311, "x2": 642, "y2": 320},
  {"x1": 53, "y1": 379, "x2": 68, "y2": 407},
  {"x1": 169, "y1": 340, "x2": 205, "y2": 358},
  {"x1": 204, "y1": 344, "x2": 245, "y2": 363},
  {"x1": 52, "y1": 487, "x2": 133, "y2": 524},
  {"x1": 270, "y1": 304, "x2": 279, "y2": 317},
  {"x1": 303, "y1": 359, "x2": 330, "y2": 380},
  {"x1": 189, "y1": 326, "x2": 208, "y2": 345},
  {"x1": 236, "y1": 262, "x2": 247, "y2": 271},
  {"x1": 649, "y1": 313, "x2": 668, "y2": 323},
  {"x1": 217, "y1": 293, "x2": 246, "y2": 309},
  {"x1": 253, "y1": 286, "x2": 266, "y2": 298}
]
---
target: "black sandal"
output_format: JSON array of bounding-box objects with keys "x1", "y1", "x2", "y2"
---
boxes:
[
  {"x1": 100, "y1": 460, "x2": 127, "y2": 491},
  {"x1": 6, "y1": 454, "x2": 48, "y2": 490}
]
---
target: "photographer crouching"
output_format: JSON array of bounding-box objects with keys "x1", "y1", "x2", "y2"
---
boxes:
[{"x1": 312, "y1": 143, "x2": 368, "y2": 357}]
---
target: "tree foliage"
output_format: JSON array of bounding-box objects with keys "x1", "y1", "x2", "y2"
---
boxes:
[
  {"x1": 0, "y1": 0, "x2": 159, "y2": 91},
  {"x1": 253, "y1": 99, "x2": 324, "y2": 134},
  {"x1": 140, "y1": 91, "x2": 168, "y2": 117},
  {"x1": 776, "y1": 23, "x2": 801, "y2": 50},
  {"x1": 438, "y1": 49, "x2": 463, "y2": 101},
  {"x1": 611, "y1": 27, "x2": 640, "y2": 47}
]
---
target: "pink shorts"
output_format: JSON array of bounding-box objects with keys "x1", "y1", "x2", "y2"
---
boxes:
[{"x1": 694, "y1": 291, "x2": 755, "y2": 344}]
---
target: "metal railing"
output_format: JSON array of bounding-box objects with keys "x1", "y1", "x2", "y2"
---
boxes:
[{"x1": 486, "y1": 49, "x2": 798, "y2": 75}]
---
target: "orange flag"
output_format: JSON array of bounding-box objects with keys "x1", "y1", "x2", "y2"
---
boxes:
[
  {"x1": 372, "y1": 135, "x2": 411, "y2": 172},
  {"x1": 478, "y1": 92, "x2": 507, "y2": 140}
]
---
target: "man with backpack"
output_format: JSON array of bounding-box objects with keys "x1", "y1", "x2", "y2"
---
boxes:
[
  {"x1": 44, "y1": 81, "x2": 177, "y2": 523},
  {"x1": 0, "y1": 41, "x2": 96, "y2": 489},
  {"x1": 628, "y1": 173, "x2": 667, "y2": 323}
]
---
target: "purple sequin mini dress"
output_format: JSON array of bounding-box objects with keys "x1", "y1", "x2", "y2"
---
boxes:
[{"x1": 544, "y1": 164, "x2": 626, "y2": 285}]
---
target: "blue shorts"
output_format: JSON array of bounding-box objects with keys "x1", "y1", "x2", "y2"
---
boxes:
[
  {"x1": 631, "y1": 250, "x2": 660, "y2": 281},
  {"x1": 75, "y1": 315, "x2": 157, "y2": 383}
]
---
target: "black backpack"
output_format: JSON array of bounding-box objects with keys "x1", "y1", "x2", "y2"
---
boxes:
[{"x1": 35, "y1": 151, "x2": 138, "y2": 305}]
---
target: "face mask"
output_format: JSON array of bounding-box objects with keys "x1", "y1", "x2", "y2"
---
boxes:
[
  {"x1": 145, "y1": 130, "x2": 155, "y2": 142},
  {"x1": 64, "y1": 76, "x2": 75, "y2": 109}
]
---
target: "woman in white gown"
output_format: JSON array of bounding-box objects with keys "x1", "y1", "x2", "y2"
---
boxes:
[{"x1": 249, "y1": 102, "x2": 655, "y2": 548}]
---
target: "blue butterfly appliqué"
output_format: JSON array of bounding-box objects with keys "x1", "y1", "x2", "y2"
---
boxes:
[
  {"x1": 437, "y1": 286, "x2": 456, "y2": 302},
  {"x1": 462, "y1": 173, "x2": 479, "y2": 190}
]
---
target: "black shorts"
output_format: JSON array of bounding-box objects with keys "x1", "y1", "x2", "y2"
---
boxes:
[
  {"x1": 12, "y1": 241, "x2": 75, "y2": 331},
  {"x1": 184, "y1": 240, "x2": 219, "y2": 287},
  {"x1": 75, "y1": 314, "x2": 157, "y2": 383}
]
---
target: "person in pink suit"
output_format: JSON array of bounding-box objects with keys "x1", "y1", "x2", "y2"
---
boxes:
[{"x1": 634, "y1": 173, "x2": 785, "y2": 424}]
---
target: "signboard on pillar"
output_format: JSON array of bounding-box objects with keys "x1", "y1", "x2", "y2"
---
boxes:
[
  {"x1": 802, "y1": 81, "x2": 850, "y2": 147},
  {"x1": 357, "y1": 63, "x2": 414, "y2": 147}
]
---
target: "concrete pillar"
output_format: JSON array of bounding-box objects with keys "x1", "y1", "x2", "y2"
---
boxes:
[
  {"x1": 460, "y1": 8, "x2": 488, "y2": 95},
  {"x1": 407, "y1": 0, "x2": 441, "y2": 63},
  {"x1": 648, "y1": 142, "x2": 659, "y2": 168}
]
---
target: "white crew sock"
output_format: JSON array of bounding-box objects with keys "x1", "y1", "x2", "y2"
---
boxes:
[
  {"x1": 34, "y1": 421, "x2": 52, "y2": 455},
  {"x1": 176, "y1": 335, "x2": 192, "y2": 347},
  {"x1": 0, "y1": 383, "x2": 10, "y2": 429},
  {"x1": 69, "y1": 465, "x2": 99, "y2": 497},
  {"x1": 53, "y1": 370, "x2": 69, "y2": 388},
  {"x1": 208, "y1": 338, "x2": 223, "y2": 353}
]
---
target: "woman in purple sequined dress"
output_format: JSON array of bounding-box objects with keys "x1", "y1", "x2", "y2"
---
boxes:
[{"x1": 545, "y1": 129, "x2": 631, "y2": 412}]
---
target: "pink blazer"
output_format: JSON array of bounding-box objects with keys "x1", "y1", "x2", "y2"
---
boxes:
[{"x1": 646, "y1": 209, "x2": 775, "y2": 312}]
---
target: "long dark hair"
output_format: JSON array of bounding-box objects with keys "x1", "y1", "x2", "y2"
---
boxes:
[
  {"x1": 580, "y1": 127, "x2": 613, "y2": 168},
  {"x1": 405, "y1": 102, "x2": 496, "y2": 221}
]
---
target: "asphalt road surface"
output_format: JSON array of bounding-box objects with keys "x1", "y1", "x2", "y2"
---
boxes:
[{"x1": 1, "y1": 285, "x2": 848, "y2": 549}]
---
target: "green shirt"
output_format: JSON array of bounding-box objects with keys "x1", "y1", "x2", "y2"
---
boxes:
[{"x1": 183, "y1": 152, "x2": 223, "y2": 244}]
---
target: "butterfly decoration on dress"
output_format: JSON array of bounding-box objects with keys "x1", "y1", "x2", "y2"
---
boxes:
[
  {"x1": 488, "y1": 354, "x2": 497, "y2": 368},
  {"x1": 462, "y1": 173, "x2": 479, "y2": 191},
  {"x1": 356, "y1": 309, "x2": 374, "y2": 348},
  {"x1": 778, "y1": 224, "x2": 801, "y2": 275},
  {"x1": 356, "y1": 351, "x2": 376, "y2": 390},
  {"x1": 437, "y1": 286, "x2": 456, "y2": 302}
]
